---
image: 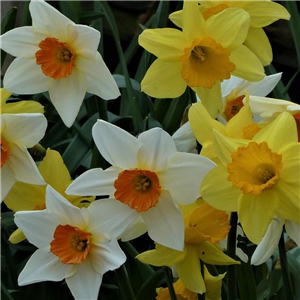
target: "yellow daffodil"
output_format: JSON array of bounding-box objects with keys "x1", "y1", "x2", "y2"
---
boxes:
[
  {"x1": 4, "y1": 149, "x2": 95, "y2": 244},
  {"x1": 201, "y1": 112, "x2": 300, "y2": 244},
  {"x1": 0, "y1": 0, "x2": 120, "y2": 127},
  {"x1": 170, "y1": 0, "x2": 290, "y2": 66},
  {"x1": 139, "y1": 1, "x2": 265, "y2": 118},
  {"x1": 1, "y1": 113, "x2": 47, "y2": 201},
  {"x1": 15, "y1": 185, "x2": 128, "y2": 299},
  {"x1": 137, "y1": 201, "x2": 238, "y2": 294},
  {"x1": 1, "y1": 88, "x2": 44, "y2": 114}
]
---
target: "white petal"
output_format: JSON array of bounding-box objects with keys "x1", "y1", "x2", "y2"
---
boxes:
[
  {"x1": 221, "y1": 76, "x2": 246, "y2": 98},
  {"x1": 87, "y1": 199, "x2": 139, "y2": 239},
  {"x1": 3, "y1": 113, "x2": 47, "y2": 147},
  {"x1": 0, "y1": 164, "x2": 16, "y2": 201},
  {"x1": 30, "y1": 0, "x2": 74, "y2": 39},
  {"x1": 92, "y1": 120, "x2": 140, "y2": 169},
  {"x1": 66, "y1": 257, "x2": 102, "y2": 300},
  {"x1": 172, "y1": 121, "x2": 197, "y2": 153},
  {"x1": 0, "y1": 26, "x2": 49, "y2": 58},
  {"x1": 18, "y1": 248, "x2": 75, "y2": 286},
  {"x1": 45, "y1": 185, "x2": 89, "y2": 229},
  {"x1": 137, "y1": 128, "x2": 177, "y2": 172},
  {"x1": 120, "y1": 216, "x2": 148, "y2": 241},
  {"x1": 66, "y1": 167, "x2": 118, "y2": 196},
  {"x1": 8, "y1": 144, "x2": 45, "y2": 185},
  {"x1": 251, "y1": 217, "x2": 284, "y2": 265},
  {"x1": 90, "y1": 239, "x2": 126, "y2": 274},
  {"x1": 76, "y1": 53, "x2": 120, "y2": 100},
  {"x1": 49, "y1": 68, "x2": 87, "y2": 127},
  {"x1": 14, "y1": 210, "x2": 60, "y2": 248},
  {"x1": 142, "y1": 191, "x2": 184, "y2": 251},
  {"x1": 285, "y1": 220, "x2": 300, "y2": 247},
  {"x1": 160, "y1": 152, "x2": 216, "y2": 205},
  {"x1": 3, "y1": 57, "x2": 48, "y2": 94}
]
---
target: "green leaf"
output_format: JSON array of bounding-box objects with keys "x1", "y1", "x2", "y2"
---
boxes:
[
  {"x1": 80, "y1": 11, "x2": 104, "y2": 23},
  {"x1": 237, "y1": 260, "x2": 257, "y2": 300},
  {"x1": 59, "y1": 1, "x2": 80, "y2": 23}
]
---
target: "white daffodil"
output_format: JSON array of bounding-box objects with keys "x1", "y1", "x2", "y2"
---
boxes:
[
  {"x1": 0, "y1": 0, "x2": 120, "y2": 127},
  {"x1": 172, "y1": 121, "x2": 197, "y2": 153},
  {"x1": 251, "y1": 217, "x2": 300, "y2": 266},
  {"x1": 15, "y1": 185, "x2": 132, "y2": 300},
  {"x1": 67, "y1": 120, "x2": 216, "y2": 251},
  {"x1": 1, "y1": 113, "x2": 47, "y2": 201}
]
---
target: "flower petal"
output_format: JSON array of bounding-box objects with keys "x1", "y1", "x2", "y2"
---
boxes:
[
  {"x1": 161, "y1": 152, "x2": 216, "y2": 205},
  {"x1": 1, "y1": 164, "x2": 16, "y2": 201},
  {"x1": 142, "y1": 191, "x2": 185, "y2": 251},
  {"x1": 0, "y1": 26, "x2": 48, "y2": 58},
  {"x1": 76, "y1": 53, "x2": 120, "y2": 100},
  {"x1": 4, "y1": 100, "x2": 44, "y2": 115},
  {"x1": 14, "y1": 210, "x2": 59, "y2": 248},
  {"x1": 172, "y1": 121, "x2": 197, "y2": 153},
  {"x1": 251, "y1": 217, "x2": 284, "y2": 265},
  {"x1": 18, "y1": 248, "x2": 75, "y2": 286},
  {"x1": 141, "y1": 59, "x2": 187, "y2": 99},
  {"x1": 244, "y1": 28, "x2": 272, "y2": 66},
  {"x1": 120, "y1": 216, "x2": 148, "y2": 241},
  {"x1": 230, "y1": 45, "x2": 265, "y2": 82},
  {"x1": 66, "y1": 167, "x2": 118, "y2": 197},
  {"x1": 48, "y1": 68, "x2": 87, "y2": 128},
  {"x1": 92, "y1": 120, "x2": 140, "y2": 169},
  {"x1": 66, "y1": 257, "x2": 102, "y2": 300},
  {"x1": 285, "y1": 220, "x2": 300, "y2": 247},
  {"x1": 137, "y1": 127, "x2": 177, "y2": 173},
  {"x1": 90, "y1": 239, "x2": 126, "y2": 274},
  {"x1": 4, "y1": 57, "x2": 48, "y2": 94}
]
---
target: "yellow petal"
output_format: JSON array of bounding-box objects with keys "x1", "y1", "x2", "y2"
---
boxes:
[
  {"x1": 204, "y1": 266, "x2": 225, "y2": 300},
  {"x1": 141, "y1": 59, "x2": 187, "y2": 98},
  {"x1": 9, "y1": 228, "x2": 26, "y2": 244},
  {"x1": 4, "y1": 100, "x2": 44, "y2": 114},
  {"x1": 244, "y1": 28, "x2": 272, "y2": 66},
  {"x1": 168, "y1": 10, "x2": 183, "y2": 28},
  {"x1": 1, "y1": 88, "x2": 12, "y2": 112}
]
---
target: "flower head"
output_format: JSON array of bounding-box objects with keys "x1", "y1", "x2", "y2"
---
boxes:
[
  {"x1": 0, "y1": 0, "x2": 120, "y2": 127},
  {"x1": 15, "y1": 185, "x2": 128, "y2": 299},
  {"x1": 67, "y1": 120, "x2": 216, "y2": 251},
  {"x1": 1, "y1": 113, "x2": 47, "y2": 201}
]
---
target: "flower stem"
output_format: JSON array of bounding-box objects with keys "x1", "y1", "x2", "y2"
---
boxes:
[
  {"x1": 163, "y1": 266, "x2": 177, "y2": 300},
  {"x1": 227, "y1": 212, "x2": 238, "y2": 300},
  {"x1": 278, "y1": 232, "x2": 295, "y2": 300},
  {"x1": 115, "y1": 264, "x2": 136, "y2": 300},
  {"x1": 96, "y1": 96, "x2": 108, "y2": 121}
]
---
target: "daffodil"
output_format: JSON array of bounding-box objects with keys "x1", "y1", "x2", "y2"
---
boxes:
[
  {"x1": 170, "y1": 0, "x2": 290, "y2": 66},
  {"x1": 0, "y1": 0, "x2": 120, "y2": 127},
  {"x1": 1, "y1": 113, "x2": 47, "y2": 201},
  {"x1": 172, "y1": 121, "x2": 197, "y2": 153},
  {"x1": 251, "y1": 216, "x2": 300, "y2": 266},
  {"x1": 137, "y1": 201, "x2": 238, "y2": 294},
  {"x1": 4, "y1": 149, "x2": 95, "y2": 244},
  {"x1": 139, "y1": 1, "x2": 265, "y2": 118},
  {"x1": 67, "y1": 120, "x2": 216, "y2": 251},
  {"x1": 15, "y1": 185, "x2": 130, "y2": 300},
  {"x1": 201, "y1": 112, "x2": 300, "y2": 244},
  {"x1": 1, "y1": 88, "x2": 44, "y2": 114}
]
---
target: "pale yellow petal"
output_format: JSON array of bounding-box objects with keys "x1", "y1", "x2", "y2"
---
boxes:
[
  {"x1": 244, "y1": 28, "x2": 272, "y2": 66},
  {"x1": 141, "y1": 59, "x2": 187, "y2": 99},
  {"x1": 1, "y1": 88, "x2": 12, "y2": 112},
  {"x1": 204, "y1": 266, "x2": 225, "y2": 300},
  {"x1": 168, "y1": 10, "x2": 183, "y2": 28},
  {"x1": 9, "y1": 228, "x2": 26, "y2": 244},
  {"x1": 4, "y1": 100, "x2": 44, "y2": 114}
]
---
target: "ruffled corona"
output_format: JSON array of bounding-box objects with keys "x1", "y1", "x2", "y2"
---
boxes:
[
  {"x1": 1, "y1": 137, "x2": 10, "y2": 168},
  {"x1": 180, "y1": 37, "x2": 235, "y2": 89},
  {"x1": 114, "y1": 169, "x2": 161, "y2": 212},
  {"x1": 202, "y1": 3, "x2": 229, "y2": 20},
  {"x1": 225, "y1": 95, "x2": 245, "y2": 120},
  {"x1": 35, "y1": 37, "x2": 76, "y2": 79},
  {"x1": 227, "y1": 142, "x2": 283, "y2": 195},
  {"x1": 50, "y1": 224, "x2": 92, "y2": 264}
]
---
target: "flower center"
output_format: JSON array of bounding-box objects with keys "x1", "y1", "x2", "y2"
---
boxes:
[
  {"x1": 114, "y1": 169, "x2": 161, "y2": 212},
  {"x1": 180, "y1": 37, "x2": 235, "y2": 89},
  {"x1": 225, "y1": 95, "x2": 245, "y2": 120},
  {"x1": 1, "y1": 138, "x2": 10, "y2": 168},
  {"x1": 35, "y1": 37, "x2": 76, "y2": 79},
  {"x1": 227, "y1": 142, "x2": 283, "y2": 195},
  {"x1": 50, "y1": 224, "x2": 92, "y2": 264},
  {"x1": 35, "y1": 202, "x2": 46, "y2": 210},
  {"x1": 202, "y1": 4, "x2": 229, "y2": 20},
  {"x1": 292, "y1": 113, "x2": 300, "y2": 142}
]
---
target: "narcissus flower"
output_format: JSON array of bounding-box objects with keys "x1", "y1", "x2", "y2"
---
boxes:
[
  {"x1": 170, "y1": 0, "x2": 290, "y2": 66},
  {"x1": 1, "y1": 88, "x2": 44, "y2": 114},
  {"x1": 4, "y1": 149, "x2": 95, "y2": 244},
  {"x1": 137, "y1": 201, "x2": 238, "y2": 294},
  {"x1": 0, "y1": 0, "x2": 120, "y2": 127},
  {"x1": 67, "y1": 120, "x2": 215, "y2": 251},
  {"x1": 15, "y1": 185, "x2": 130, "y2": 300},
  {"x1": 1, "y1": 113, "x2": 47, "y2": 201},
  {"x1": 139, "y1": 1, "x2": 265, "y2": 118},
  {"x1": 201, "y1": 112, "x2": 300, "y2": 244}
]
